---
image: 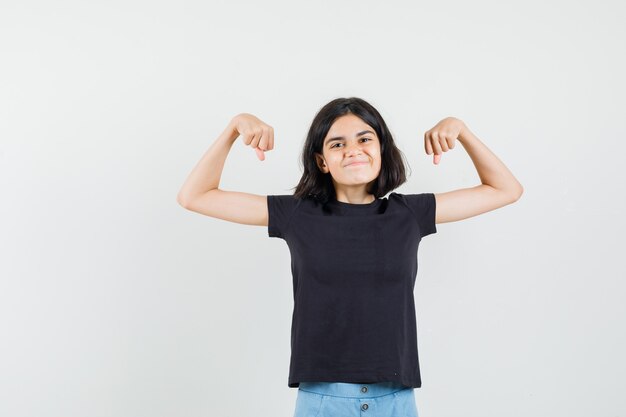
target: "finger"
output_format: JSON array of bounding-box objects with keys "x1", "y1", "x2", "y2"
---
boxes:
[
  {"x1": 430, "y1": 133, "x2": 443, "y2": 165},
  {"x1": 258, "y1": 129, "x2": 270, "y2": 152},
  {"x1": 255, "y1": 147, "x2": 265, "y2": 161},
  {"x1": 269, "y1": 127, "x2": 274, "y2": 150},
  {"x1": 447, "y1": 136, "x2": 456, "y2": 149},
  {"x1": 439, "y1": 134, "x2": 450, "y2": 152},
  {"x1": 243, "y1": 132, "x2": 253, "y2": 146},
  {"x1": 424, "y1": 131, "x2": 433, "y2": 155},
  {"x1": 250, "y1": 130, "x2": 262, "y2": 149},
  {"x1": 431, "y1": 133, "x2": 443, "y2": 157}
]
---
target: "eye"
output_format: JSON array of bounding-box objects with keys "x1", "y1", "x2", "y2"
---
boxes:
[{"x1": 330, "y1": 138, "x2": 372, "y2": 148}]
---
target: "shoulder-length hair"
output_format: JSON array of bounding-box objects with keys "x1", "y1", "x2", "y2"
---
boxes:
[{"x1": 291, "y1": 97, "x2": 410, "y2": 204}]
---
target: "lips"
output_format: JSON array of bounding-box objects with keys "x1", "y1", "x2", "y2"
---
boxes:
[{"x1": 345, "y1": 160, "x2": 368, "y2": 167}]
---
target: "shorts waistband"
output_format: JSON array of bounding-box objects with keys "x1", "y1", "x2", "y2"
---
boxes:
[{"x1": 298, "y1": 381, "x2": 408, "y2": 398}]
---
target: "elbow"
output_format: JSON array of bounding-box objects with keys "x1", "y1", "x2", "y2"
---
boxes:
[
  {"x1": 510, "y1": 184, "x2": 524, "y2": 202},
  {"x1": 177, "y1": 193, "x2": 191, "y2": 209}
]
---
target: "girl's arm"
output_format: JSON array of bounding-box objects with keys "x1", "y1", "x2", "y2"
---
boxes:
[
  {"x1": 424, "y1": 117, "x2": 524, "y2": 224},
  {"x1": 176, "y1": 114, "x2": 274, "y2": 226}
]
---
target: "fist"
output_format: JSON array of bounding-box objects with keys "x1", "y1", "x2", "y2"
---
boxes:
[
  {"x1": 231, "y1": 113, "x2": 275, "y2": 161},
  {"x1": 424, "y1": 117, "x2": 465, "y2": 165}
]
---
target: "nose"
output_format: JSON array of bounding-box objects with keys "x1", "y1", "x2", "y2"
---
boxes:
[{"x1": 344, "y1": 142, "x2": 363, "y2": 155}]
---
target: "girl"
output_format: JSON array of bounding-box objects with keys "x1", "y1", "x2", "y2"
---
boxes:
[{"x1": 177, "y1": 97, "x2": 523, "y2": 417}]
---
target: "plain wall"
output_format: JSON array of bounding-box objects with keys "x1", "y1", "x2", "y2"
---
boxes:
[{"x1": 1, "y1": 0, "x2": 624, "y2": 416}]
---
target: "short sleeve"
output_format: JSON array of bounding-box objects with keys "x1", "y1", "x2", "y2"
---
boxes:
[
  {"x1": 403, "y1": 193, "x2": 437, "y2": 238},
  {"x1": 267, "y1": 195, "x2": 299, "y2": 239}
]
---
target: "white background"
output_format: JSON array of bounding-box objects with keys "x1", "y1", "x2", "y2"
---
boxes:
[{"x1": 1, "y1": 0, "x2": 624, "y2": 416}]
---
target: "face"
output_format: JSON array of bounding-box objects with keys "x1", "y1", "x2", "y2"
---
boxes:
[{"x1": 315, "y1": 113, "x2": 382, "y2": 193}]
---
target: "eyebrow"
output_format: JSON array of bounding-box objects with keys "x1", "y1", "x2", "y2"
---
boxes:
[{"x1": 324, "y1": 130, "x2": 375, "y2": 146}]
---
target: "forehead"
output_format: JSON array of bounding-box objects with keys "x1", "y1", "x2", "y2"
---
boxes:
[{"x1": 326, "y1": 114, "x2": 375, "y2": 136}]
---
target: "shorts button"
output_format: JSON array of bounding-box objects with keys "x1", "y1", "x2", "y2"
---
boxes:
[
  {"x1": 361, "y1": 403, "x2": 369, "y2": 411},
  {"x1": 361, "y1": 386, "x2": 368, "y2": 393}
]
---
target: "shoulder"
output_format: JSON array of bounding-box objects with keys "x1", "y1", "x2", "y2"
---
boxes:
[
  {"x1": 267, "y1": 194, "x2": 303, "y2": 212},
  {"x1": 267, "y1": 194, "x2": 308, "y2": 238},
  {"x1": 267, "y1": 194, "x2": 308, "y2": 209},
  {"x1": 388, "y1": 191, "x2": 434, "y2": 205}
]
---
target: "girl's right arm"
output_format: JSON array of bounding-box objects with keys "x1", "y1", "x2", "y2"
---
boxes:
[{"x1": 176, "y1": 113, "x2": 275, "y2": 226}]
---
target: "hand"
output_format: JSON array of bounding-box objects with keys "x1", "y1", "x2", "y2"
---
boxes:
[
  {"x1": 230, "y1": 113, "x2": 275, "y2": 161},
  {"x1": 424, "y1": 117, "x2": 465, "y2": 165}
]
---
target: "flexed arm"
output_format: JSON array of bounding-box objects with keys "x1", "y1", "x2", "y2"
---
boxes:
[
  {"x1": 176, "y1": 113, "x2": 275, "y2": 226},
  {"x1": 424, "y1": 117, "x2": 524, "y2": 224}
]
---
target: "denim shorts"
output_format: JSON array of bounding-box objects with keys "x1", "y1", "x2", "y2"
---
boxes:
[{"x1": 293, "y1": 381, "x2": 419, "y2": 417}]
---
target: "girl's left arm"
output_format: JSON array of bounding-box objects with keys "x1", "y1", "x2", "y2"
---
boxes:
[{"x1": 424, "y1": 117, "x2": 524, "y2": 224}]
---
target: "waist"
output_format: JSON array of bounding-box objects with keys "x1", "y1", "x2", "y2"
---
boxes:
[{"x1": 298, "y1": 381, "x2": 408, "y2": 398}]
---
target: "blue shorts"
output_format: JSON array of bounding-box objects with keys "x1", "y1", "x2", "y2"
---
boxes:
[{"x1": 293, "y1": 381, "x2": 419, "y2": 417}]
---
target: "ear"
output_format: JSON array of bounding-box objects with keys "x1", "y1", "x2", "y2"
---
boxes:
[{"x1": 314, "y1": 152, "x2": 328, "y2": 173}]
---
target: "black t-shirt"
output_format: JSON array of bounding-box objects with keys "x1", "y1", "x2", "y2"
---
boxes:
[{"x1": 267, "y1": 192, "x2": 437, "y2": 389}]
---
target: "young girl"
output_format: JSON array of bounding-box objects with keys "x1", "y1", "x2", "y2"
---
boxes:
[{"x1": 177, "y1": 97, "x2": 523, "y2": 417}]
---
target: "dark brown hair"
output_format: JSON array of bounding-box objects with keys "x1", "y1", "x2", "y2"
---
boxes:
[{"x1": 291, "y1": 97, "x2": 410, "y2": 204}]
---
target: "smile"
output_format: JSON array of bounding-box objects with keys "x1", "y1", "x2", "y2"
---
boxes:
[{"x1": 345, "y1": 161, "x2": 368, "y2": 167}]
